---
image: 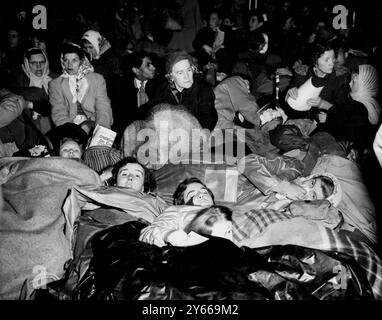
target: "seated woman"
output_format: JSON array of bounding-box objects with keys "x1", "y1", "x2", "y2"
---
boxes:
[
  {"x1": 140, "y1": 50, "x2": 217, "y2": 131},
  {"x1": 49, "y1": 42, "x2": 113, "y2": 136},
  {"x1": 139, "y1": 177, "x2": 215, "y2": 247},
  {"x1": 10, "y1": 47, "x2": 58, "y2": 135},
  {"x1": 315, "y1": 64, "x2": 380, "y2": 154},
  {"x1": 284, "y1": 41, "x2": 349, "y2": 120},
  {"x1": 192, "y1": 10, "x2": 234, "y2": 74}
]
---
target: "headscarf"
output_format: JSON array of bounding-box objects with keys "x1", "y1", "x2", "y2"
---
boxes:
[
  {"x1": 60, "y1": 43, "x2": 94, "y2": 104},
  {"x1": 81, "y1": 30, "x2": 111, "y2": 61},
  {"x1": 350, "y1": 64, "x2": 380, "y2": 125},
  {"x1": 21, "y1": 48, "x2": 52, "y2": 94}
]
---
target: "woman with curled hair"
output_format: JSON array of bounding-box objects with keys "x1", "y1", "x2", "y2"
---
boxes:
[
  {"x1": 141, "y1": 50, "x2": 217, "y2": 131},
  {"x1": 285, "y1": 41, "x2": 349, "y2": 120}
]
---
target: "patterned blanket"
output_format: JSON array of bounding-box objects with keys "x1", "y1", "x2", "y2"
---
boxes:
[{"x1": 232, "y1": 208, "x2": 382, "y2": 299}]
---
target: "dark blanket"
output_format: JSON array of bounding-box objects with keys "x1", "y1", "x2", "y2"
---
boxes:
[{"x1": 65, "y1": 221, "x2": 373, "y2": 300}]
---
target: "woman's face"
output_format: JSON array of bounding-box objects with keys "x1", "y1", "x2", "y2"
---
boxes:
[
  {"x1": 116, "y1": 162, "x2": 145, "y2": 192},
  {"x1": 63, "y1": 53, "x2": 82, "y2": 75},
  {"x1": 249, "y1": 15, "x2": 262, "y2": 31},
  {"x1": 82, "y1": 41, "x2": 97, "y2": 59},
  {"x1": 33, "y1": 37, "x2": 47, "y2": 52},
  {"x1": 335, "y1": 48, "x2": 346, "y2": 67},
  {"x1": 171, "y1": 59, "x2": 194, "y2": 91},
  {"x1": 183, "y1": 182, "x2": 214, "y2": 207},
  {"x1": 315, "y1": 50, "x2": 335, "y2": 76},
  {"x1": 7, "y1": 30, "x2": 20, "y2": 48},
  {"x1": 209, "y1": 12, "x2": 220, "y2": 29},
  {"x1": 59, "y1": 140, "x2": 82, "y2": 159},
  {"x1": 29, "y1": 53, "x2": 46, "y2": 77}
]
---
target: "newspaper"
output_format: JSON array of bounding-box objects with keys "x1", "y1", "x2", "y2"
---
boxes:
[{"x1": 88, "y1": 124, "x2": 117, "y2": 147}]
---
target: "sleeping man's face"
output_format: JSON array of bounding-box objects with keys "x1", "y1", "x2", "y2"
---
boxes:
[
  {"x1": 184, "y1": 182, "x2": 214, "y2": 207},
  {"x1": 295, "y1": 177, "x2": 333, "y2": 201}
]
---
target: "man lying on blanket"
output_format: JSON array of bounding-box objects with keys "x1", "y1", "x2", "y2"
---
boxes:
[{"x1": 236, "y1": 152, "x2": 342, "y2": 211}]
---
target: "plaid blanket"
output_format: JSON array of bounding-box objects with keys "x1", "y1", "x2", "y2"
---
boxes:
[{"x1": 232, "y1": 208, "x2": 382, "y2": 299}]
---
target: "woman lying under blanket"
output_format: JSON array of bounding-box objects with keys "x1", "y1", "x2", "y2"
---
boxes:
[
  {"x1": 63, "y1": 157, "x2": 168, "y2": 261},
  {"x1": 139, "y1": 181, "x2": 382, "y2": 299}
]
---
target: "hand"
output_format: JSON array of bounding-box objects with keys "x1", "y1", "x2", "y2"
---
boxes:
[
  {"x1": 202, "y1": 45, "x2": 213, "y2": 55},
  {"x1": 166, "y1": 229, "x2": 190, "y2": 246},
  {"x1": 80, "y1": 120, "x2": 95, "y2": 135},
  {"x1": 284, "y1": 182, "x2": 307, "y2": 200},
  {"x1": 286, "y1": 87, "x2": 298, "y2": 101},
  {"x1": 317, "y1": 111, "x2": 327, "y2": 123},
  {"x1": 274, "y1": 180, "x2": 307, "y2": 200},
  {"x1": 80, "y1": 123, "x2": 92, "y2": 135},
  {"x1": 306, "y1": 97, "x2": 322, "y2": 107},
  {"x1": 318, "y1": 99, "x2": 333, "y2": 110},
  {"x1": 276, "y1": 67, "x2": 293, "y2": 77}
]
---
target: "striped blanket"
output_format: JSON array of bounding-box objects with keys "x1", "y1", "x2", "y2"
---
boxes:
[{"x1": 231, "y1": 208, "x2": 382, "y2": 299}]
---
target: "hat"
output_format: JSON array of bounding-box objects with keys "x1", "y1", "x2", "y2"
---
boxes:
[
  {"x1": 45, "y1": 123, "x2": 89, "y2": 155},
  {"x1": 165, "y1": 50, "x2": 194, "y2": 74},
  {"x1": 83, "y1": 145, "x2": 123, "y2": 173}
]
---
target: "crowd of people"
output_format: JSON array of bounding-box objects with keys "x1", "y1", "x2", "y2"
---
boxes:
[{"x1": 1, "y1": 0, "x2": 382, "y2": 243}]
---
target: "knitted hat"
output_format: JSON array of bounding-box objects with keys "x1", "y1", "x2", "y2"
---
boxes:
[
  {"x1": 165, "y1": 50, "x2": 194, "y2": 74},
  {"x1": 83, "y1": 146, "x2": 123, "y2": 173}
]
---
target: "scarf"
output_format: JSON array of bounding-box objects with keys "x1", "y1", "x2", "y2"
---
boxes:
[
  {"x1": 81, "y1": 30, "x2": 111, "y2": 61},
  {"x1": 21, "y1": 48, "x2": 52, "y2": 94},
  {"x1": 350, "y1": 64, "x2": 380, "y2": 125},
  {"x1": 311, "y1": 68, "x2": 336, "y2": 88},
  {"x1": 60, "y1": 54, "x2": 94, "y2": 104}
]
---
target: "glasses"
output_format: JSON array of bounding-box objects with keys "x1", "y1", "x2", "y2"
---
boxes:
[{"x1": 29, "y1": 61, "x2": 46, "y2": 67}]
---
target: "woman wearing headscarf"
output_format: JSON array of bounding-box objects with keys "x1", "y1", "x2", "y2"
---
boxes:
[
  {"x1": 316, "y1": 64, "x2": 380, "y2": 153},
  {"x1": 48, "y1": 42, "x2": 113, "y2": 135},
  {"x1": 9, "y1": 47, "x2": 58, "y2": 134},
  {"x1": 81, "y1": 30, "x2": 122, "y2": 84}
]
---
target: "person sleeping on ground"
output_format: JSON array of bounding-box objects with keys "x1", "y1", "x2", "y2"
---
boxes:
[
  {"x1": 236, "y1": 152, "x2": 342, "y2": 210},
  {"x1": 139, "y1": 177, "x2": 217, "y2": 247},
  {"x1": 139, "y1": 175, "x2": 342, "y2": 248}
]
